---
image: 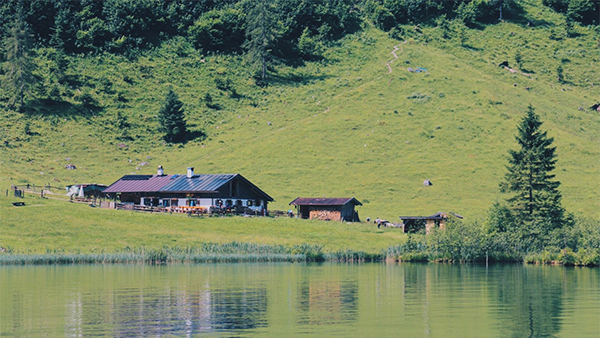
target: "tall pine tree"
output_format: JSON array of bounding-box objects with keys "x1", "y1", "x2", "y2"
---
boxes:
[
  {"x1": 243, "y1": 0, "x2": 278, "y2": 85},
  {"x1": 500, "y1": 106, "x2": 565, "y2": 230},
  {"x1": 158, "y1": 88, "x2": 187, "y2": 143},
  {"x1": 2, "y1": 2, "x2": 37, "y2": 111}
]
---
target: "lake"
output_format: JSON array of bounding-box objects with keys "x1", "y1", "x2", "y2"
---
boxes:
[{"x1": 1, "y1": 263, "x2": 598, "y2": 337}]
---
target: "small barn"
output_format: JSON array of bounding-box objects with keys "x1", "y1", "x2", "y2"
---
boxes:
[
  {"x1": 66, "y1": 183, "x2": 108, "y2": 198},
  {"x1": 289, "y1": 197, "x2": 362, "y2": 222},
  {"x1": 399, "y1": 212, "x2": 463, "y2": 234}
]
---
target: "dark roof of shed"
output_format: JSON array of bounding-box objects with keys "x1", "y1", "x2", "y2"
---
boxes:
[
  {"x1": 66, "y1": 183, "x2": 108, "y2": 188},
  {"x1": 399, "y1": 212, "x2": 463, "y2": 220},
  {"x1": 103, "y1": 175, "x2": 177, "y2": 193},
  {"x1": 289, "y1": 197, "x2": 362, "y2": 206}
]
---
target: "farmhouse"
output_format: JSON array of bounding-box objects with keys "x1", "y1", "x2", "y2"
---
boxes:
[
  {"x1": 289, "y1": 197, "x2": 362, "y2": 222},
  {"x1": 103, "y1": 166, "x2": 273, "y2": 214},
  {"x1": 399, "y1": 212, "x2": 463, "y2": 234}
]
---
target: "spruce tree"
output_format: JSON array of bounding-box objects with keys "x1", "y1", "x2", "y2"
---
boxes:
[
  {"x1": 500, "y1": 106, "x2": 565, "y2": 230},
  {"x1": 158, "y1": 88, "x2": 187, "y2": 143},
  {"x1": 243, "y1": 0, "x2": 277, "y2": 85},
  {"x1": 2, "y1": 3, "x2": 37, "y2": 111}
]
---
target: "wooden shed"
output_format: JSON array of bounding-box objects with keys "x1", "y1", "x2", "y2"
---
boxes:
[
  {"x1": 289, "y1": 197, "x2": 362, "y2": 222},
  {"x1": 399, "y1": 212, "x2": 463, "y2": 234}
]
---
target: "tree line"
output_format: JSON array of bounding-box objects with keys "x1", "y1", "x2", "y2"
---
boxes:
[
  {"x1": 1, "y1": 0, "x2": 598, "y2": 109},
  {"x1": 1, "y1": 0, "x2": 597, "y2": 56}
]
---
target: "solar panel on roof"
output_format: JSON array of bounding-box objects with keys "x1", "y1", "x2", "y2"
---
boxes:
[{"x1": 121, "y1": 175, "x2": 152, "y2": 180}]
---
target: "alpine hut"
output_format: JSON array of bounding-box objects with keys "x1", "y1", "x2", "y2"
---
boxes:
[{"x1": 103, "y1": 166, "x2": 273, "y2": 214}]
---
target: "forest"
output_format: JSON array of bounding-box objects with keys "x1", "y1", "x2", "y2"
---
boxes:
[{"x1": 1, "y1": 0, "x2": 598, "y2": 60}]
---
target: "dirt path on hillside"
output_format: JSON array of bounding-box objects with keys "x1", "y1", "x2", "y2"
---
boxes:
[{"x1": 386, "y1": 41, "x2": 408, "y2": 74}]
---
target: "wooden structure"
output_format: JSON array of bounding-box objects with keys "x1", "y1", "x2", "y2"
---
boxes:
[
  {"x1": 399, "y1": 212, "x2": 463, "y2": 234},
  {"x1": 103, "y1": 167, "x2": 273, "y2": 215},
  {"x1": 289, "y1": 197, "x2": 362, "y2": 222},
  {"x1": 66, "y1": 183, "x2": 108, "y2": 198}
]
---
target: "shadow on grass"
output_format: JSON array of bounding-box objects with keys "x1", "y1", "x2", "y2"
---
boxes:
[
  {"x1": 265, "y1": 72, "x2": 331, "y2": 87},
  {"x1": 163, "y1": 129, "x2": 207, "y2": 145},
  {"x1": 23, "y1": 99, "x2": 103, "y2": 119}
]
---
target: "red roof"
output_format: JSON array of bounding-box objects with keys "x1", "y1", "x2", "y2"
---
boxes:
[
  {"x1": 289, "y1": 197, "x2": 362, "y2": 206},
  {"x1": 103, "y1": 175, "x2": 177, "y2": 193}
]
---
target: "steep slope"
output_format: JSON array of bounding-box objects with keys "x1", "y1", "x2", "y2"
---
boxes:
[{"x1": 1, "y1": 23, "x2": 598, "y2": 221}]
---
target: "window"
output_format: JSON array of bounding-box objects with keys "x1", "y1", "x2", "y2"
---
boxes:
[
  {"x1": 255, "y1": 200, "x2": 261, "y2": 207},
  {"x1": 247, "y1": 200, "x2": 253, "y2": 206}
]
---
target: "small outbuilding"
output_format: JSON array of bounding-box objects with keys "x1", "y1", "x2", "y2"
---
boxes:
[
  {"x1": 399, "y1": 212, "x2": 463, "y2": 234},
  {"x1": 66, "y1": 183, "x2": 108, "y2": 198},
  {"x1": 289, "y1": 197, "x2": 362, "y2": 222}
]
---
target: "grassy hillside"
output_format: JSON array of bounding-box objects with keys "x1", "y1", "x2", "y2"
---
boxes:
[{"x1": 1, "y1": 4, "x2": 598, "y2": 222}]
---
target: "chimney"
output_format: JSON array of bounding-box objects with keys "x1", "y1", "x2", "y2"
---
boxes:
[
  {"x1": 187, "y1": 167, "x2": 194, "y2": 178},
  {"x1": 157, "y1": 165, "x2": 164, "y2": 176}
]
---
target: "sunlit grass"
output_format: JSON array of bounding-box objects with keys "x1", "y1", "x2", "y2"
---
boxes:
[
  {"x1": 0, "y1": 195, "x2": 407, "y2": 255},
  {"x1": 0, "y1": 11, "x2": 598, "y2": 224}
]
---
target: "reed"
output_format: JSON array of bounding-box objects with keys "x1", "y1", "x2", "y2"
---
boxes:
[{"x1": 0, "y1": 243, "x2": 370, "y2": 265}]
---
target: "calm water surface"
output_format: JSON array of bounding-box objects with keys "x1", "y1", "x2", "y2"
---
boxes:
[{"x1": 1, "y1": 263, "x2": 598, "y2": 337}]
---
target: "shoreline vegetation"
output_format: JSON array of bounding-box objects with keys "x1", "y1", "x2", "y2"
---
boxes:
[{"x1": 1, "y1": 241, "x2": 597, "y2": 267}]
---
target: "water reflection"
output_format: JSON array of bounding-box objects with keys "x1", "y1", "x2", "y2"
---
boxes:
[
  {"x1": 493, "y1": 265, "x2": 565, "y2": 338},
  {"x1": 297, "y1": 271, "x2": 358, "y2": 326},
  {"x1": 1, "y1": 263, "x2": 598, "y2": 337}
]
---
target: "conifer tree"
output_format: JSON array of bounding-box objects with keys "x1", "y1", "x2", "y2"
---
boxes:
[
  {"x1": 243, "y1": 0, "x2": 277, "y2": 85},
  {"x1": 158, "y1": 88, "x2": 187, "y2": 143},
  {"x1": 2, "y1": 3, "x2": 37, "y2": 111},
  {"x1": 500, "y1": 106, "x2": 565, "y2": 230}
]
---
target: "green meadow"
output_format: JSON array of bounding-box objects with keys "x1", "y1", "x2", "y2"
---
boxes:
[
  {"x1": 0, "y1": 2, "x2": 599, "y2": 257},
  {"x1": 0, "y1": 194, "x2": 405, "y2": 255}
]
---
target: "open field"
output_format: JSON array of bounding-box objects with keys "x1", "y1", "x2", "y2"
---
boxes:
[{"x1": 0, "y1": 193, "x2": 407, "y2": 255}]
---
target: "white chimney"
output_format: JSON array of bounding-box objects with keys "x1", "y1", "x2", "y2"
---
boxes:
[
  {"x1": 157, "y1": 165, "x2": 164, "y2": 176},
  {"x1": 187, "y1": 167, "x2": 194, "y2": 178}
]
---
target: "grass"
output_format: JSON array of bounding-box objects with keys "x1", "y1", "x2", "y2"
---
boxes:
[
  {"x1": 0, "y1": 194, "x2": 407, "y2": 256},
  {"x1": 0, "y1": 2, "x2": 598, "y2": 226}
]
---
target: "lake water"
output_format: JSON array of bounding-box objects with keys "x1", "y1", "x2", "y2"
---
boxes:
[{"x1": 1, "y1": 263, "x2": 598, "y2": 337}]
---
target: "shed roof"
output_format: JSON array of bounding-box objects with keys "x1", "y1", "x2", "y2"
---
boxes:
[
  {"x1": 399, "y1": 212, "x2": 463, "y2": 220},
  {"x1": 289, "y1": 197, "x2": 362, "y2": 206}
]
